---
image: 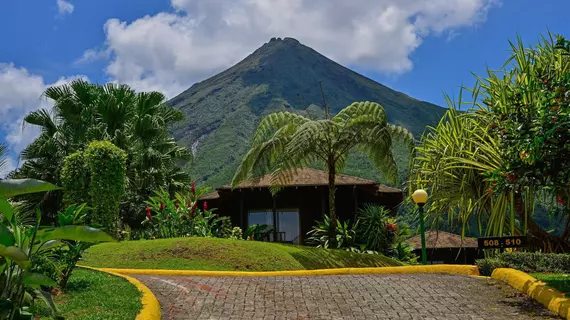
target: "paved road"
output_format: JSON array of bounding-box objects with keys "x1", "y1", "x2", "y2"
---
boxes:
[{"x1": 132, "y1": 274, "x2": 558, "y2": 320}]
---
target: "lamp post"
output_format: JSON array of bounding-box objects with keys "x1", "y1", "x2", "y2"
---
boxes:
[{"x1": 412, "y1": 189, "x2": 428, "y2": 265}]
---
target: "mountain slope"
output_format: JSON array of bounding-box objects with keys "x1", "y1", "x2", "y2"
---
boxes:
[{"x1": 168, "y1": 37, "x2": 446, "y2": 187}]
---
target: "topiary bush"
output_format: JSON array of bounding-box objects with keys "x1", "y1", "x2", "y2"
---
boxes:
[
  {"x1": 85, "y1": 141, "x2": 127, "y2": 234},
  {"x1": 61, "y1": 151, "x2": 89, "y2": 205}
]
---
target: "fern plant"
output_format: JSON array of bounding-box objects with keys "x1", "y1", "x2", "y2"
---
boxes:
[{"x1": 232, "y1": 101, "x2": 413, "y2": 243}]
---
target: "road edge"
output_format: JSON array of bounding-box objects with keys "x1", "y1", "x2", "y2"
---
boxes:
[{"x1": 492, "y1": 268, "x2": 570, "y2": 319}]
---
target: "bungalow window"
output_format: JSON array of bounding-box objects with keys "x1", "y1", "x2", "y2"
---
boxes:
[{"x1": 247, "y1": 209, "x2": 300, "y2": 243}]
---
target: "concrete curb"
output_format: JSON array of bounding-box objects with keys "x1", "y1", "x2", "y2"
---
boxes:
[
  {"x1": 88, "y1": 264, "x2": 480, "y2": 277},
  {"x1": 79, "y1": 266, "x2": 161, "y2": 320},
  {"x1": 492, "y1": 268, "x2": 570, "y2": 319}
]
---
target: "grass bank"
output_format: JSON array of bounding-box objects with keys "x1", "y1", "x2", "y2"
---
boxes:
[
  {"x1": 533, "y1": 273, "x2": 570, "y2": 296},
  {"x1": 82, "y1": 237, "x2": 403, "y2": 271},
  {"x1": 36, "y1": 269, "x2": 141, "y2": 320}
]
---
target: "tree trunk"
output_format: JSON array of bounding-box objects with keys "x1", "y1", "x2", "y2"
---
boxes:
[
  {"x1": 328, "y1": 158, "x2": 337, "y2": 248},
  {"x1": 514, "y1": 196, "x2": 570, "y2": 253}
]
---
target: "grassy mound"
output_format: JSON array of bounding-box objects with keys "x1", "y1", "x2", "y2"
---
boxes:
[
  {"x1": 36, "y1": 269, "x2": 141, "y2": 320},
  {"x1": 82, "y1": 237, "x2": 403, "y2": 271}
]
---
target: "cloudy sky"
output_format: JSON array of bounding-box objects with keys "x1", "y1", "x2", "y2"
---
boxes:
[{"x1": 1, "y1": 0, "x2": 569, "y2": 175}]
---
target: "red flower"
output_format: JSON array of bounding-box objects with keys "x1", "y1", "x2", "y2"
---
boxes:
[
  {"x1": 386, "y1": 223, "x2": 397, "y2": 232},
  {"x1": 191, "y1": 181, "x2": 196, "y2": 195},
  {"x1": 492, "y1": 182, "x2": 497, "y2": 187},
  {"x1": 203, "y1": 201, "x2": 208, "y2": 212},
  {"x1": 187, "y1": 200, "x2": 191, "y2": 208},
  {"x1": 175, "y1": 201, "x2": 179, "y2": 209},
  {"x1": 507, "y1": 174, "x2": 516, "y2": 182},
  {"x1": 558, "y1": 195, "x2": 566, "y2": 206},
  {"x1": 145, "y1": 206, "x2": 152, "y2": 221},
  {"x1": 488, "y1": 187, "x2": 493, "y2": 194},
  {"x1": 191, "y1": 203, "x2": 197, "y2": 217},
  {"x1": 160, "y1": 202, "x2": 165, "y2": 211}
]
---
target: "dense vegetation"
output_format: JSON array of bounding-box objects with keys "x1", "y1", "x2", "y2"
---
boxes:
[
  {"x1": 168, "y1": 37, "x2": 445, "y2": 187},
  {"x1": 410, "y1": 33, "x2": 570, "y2": 252},
  {"x1": 476, "y1": 252, "x2": 570, "y2": 276},
  {"x1": 11, "y1": 80, "x2": 191, "y2": 227},
  {"x1": 82, "y1": 237, "x2": 403, "y2": 271}
]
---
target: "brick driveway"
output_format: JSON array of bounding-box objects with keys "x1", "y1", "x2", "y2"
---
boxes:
[{"x1": 132, "y1": 274, "x2": 558, "y2": 320}]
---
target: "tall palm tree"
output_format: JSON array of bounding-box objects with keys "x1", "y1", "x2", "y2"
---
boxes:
[
  {"x1": 233, "y1": 101, "x2": 413, "y2": 238},
  {"x1": 16, "y1": 80, "x2": 191, "y2": 224}
]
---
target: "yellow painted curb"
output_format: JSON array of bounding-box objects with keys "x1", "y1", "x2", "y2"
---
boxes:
[
  {"x1": 492, "y1": 268, "x2": 570, "y2": 319},
  {"x1": 79, "y1": 266, "x2": 161, "y2": 320},
  {"x1": 89, "y1": 264, "x2": 480, "y2": 277}
]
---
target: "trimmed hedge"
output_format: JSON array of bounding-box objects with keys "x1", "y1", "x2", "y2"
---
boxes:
[
  {"x1": 476, "y1": 252, "x2": 570, "y2": 276},
  {"x1": 61, "y1": 151, "x2": 89, "y2": 205},
  {"x1": 85, "y1": 141, "x2": 127, "y2": 233}
]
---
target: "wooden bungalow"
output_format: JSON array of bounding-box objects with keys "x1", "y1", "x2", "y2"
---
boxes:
[
  {"x1": 406, "y1": 230, "x2": 483, "y2": 264},
  {"x1": 198, "y1": 168, "x2": 403, "y2": 244}
]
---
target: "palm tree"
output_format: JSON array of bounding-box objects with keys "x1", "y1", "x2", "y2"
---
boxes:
[
  {"x1": 16, "y1": 80, "x2": 191, "y2": 224},
  {"x1": 233, "y1": 101, "x2": 413, "y2": 239}
]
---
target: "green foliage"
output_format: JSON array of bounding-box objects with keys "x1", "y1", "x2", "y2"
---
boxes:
[
  {"x1": 410, "y1": 32, "x2": 570, "y2": 252},
  {"x1": 476, "y1": 252, "x2": 570, "y2": 276},
  {"x1": 0, "y1": 177, "x2": 113, "y2": 318},
  {"x1": 306, "y1": 215, "x2": 359, "y2": 250},
  {"x1": 475, "y1": 258, "x2": 504, "y2": 276},
  {"x1": 15, "y1": 80, "x2": 191, "y2": 226},
  {"x1": 229, "y1": 227, "x2": 243, "y2": 240},
  {"x1": 85, "y1": 141, "x2": 127, "y2": 233},
  {"x1": 141, "y1": 185, "x2": 231, "y2": 239},
  {"x1": 60, "y1": 152, "x2": 88, "y2": 205},
  {"x1": 168, "y1": 37, "x2": 445, "y2": 188},
  {"x1": 357, "y1": 205, "x2": 396, "y2": 255}
]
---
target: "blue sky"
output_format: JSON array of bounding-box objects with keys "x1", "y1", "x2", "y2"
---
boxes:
[{"x1": 1, "y1": 0, "x2": 569, "y2": 174}]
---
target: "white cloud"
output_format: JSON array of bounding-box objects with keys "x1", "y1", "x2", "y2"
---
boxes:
[
  {"x1": 75, "y1": 48, "x2": 110, "y2": 64},
  {"x1": 88, "y1": 0, "x2": 497, "y2": 97},
  {"x1": 57, "y1": 0, "x2": 74, "y2": 15},
  {"x1": 0, "y1": 64, "x2": 87, "y2": 158}
]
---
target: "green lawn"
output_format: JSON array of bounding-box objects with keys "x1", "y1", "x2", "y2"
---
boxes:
[
  {"x1": 533, "y1": 273, "x2": 570, "y2": 296},
  {"x1": 36, "y1": 268, "x2": 141, "y2": 320},
  {"x1": 82, "y1": 237, "x2": 403, "y2": 271}
]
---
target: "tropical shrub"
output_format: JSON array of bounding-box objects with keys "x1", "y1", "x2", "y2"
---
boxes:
[
  {"x1": 357, "y1": 205, "x2": 396, "y2": 255},
  {"x1": 476, "y1": 252, "x2": 570, "y2": 276},
  {"x1": 229, "y1": 227, "x2": 243, "y2": 240},
  {"x1": 306, "y1": 215, "x2": 359, "y2": 250},
  {"x1": 53, "y1": 203, "x2": 99, "y2": 290},
  {"x1": 0, "y1": 178, "x2": 114, "y2": 318},
  {"x1": 475, "y1": 258, "x2": 505, "y2": 276},
  {"x1": 85, "y1": 141, "x2": 127, "y2": 234},
  {"x1": 142, "y1": 184, "x2": 230, "y2": 239}
]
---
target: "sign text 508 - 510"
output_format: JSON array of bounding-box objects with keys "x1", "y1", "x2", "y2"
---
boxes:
[{"x1": 477, "y1": 236, "x2": 527, "y2": 249}]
